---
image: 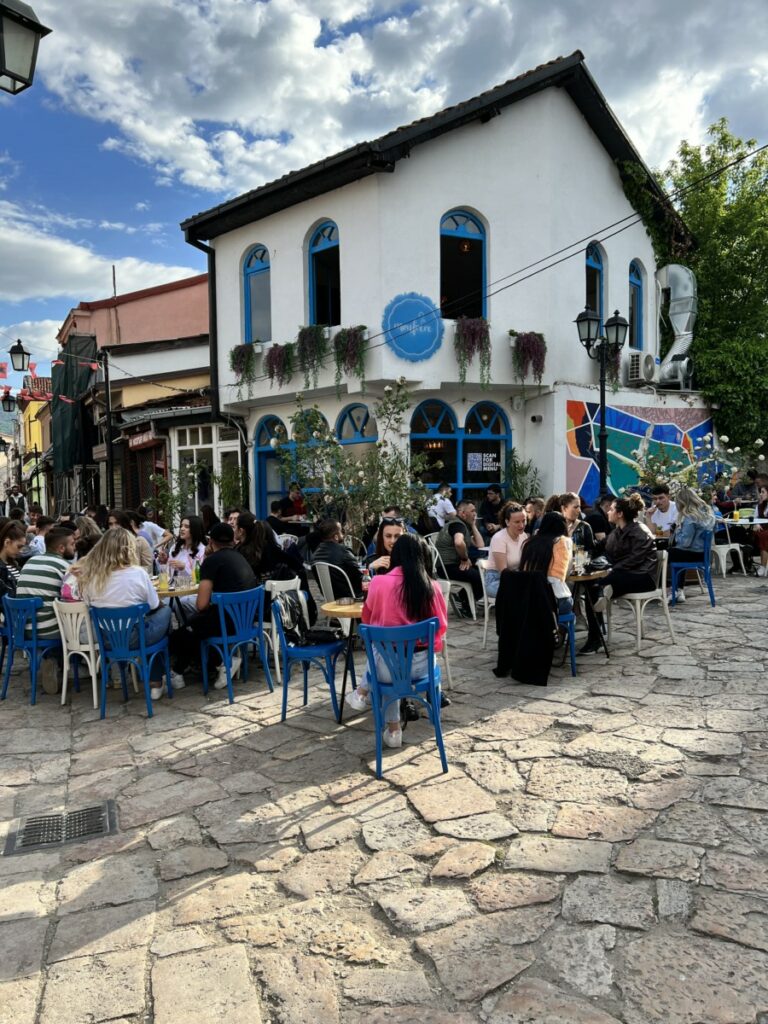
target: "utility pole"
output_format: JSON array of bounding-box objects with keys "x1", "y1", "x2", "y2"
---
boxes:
[{"x1": 101, "y1": 349, "x2": 115, "y2": 509}]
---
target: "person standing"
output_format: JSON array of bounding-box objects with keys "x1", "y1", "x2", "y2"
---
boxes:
[
  {"x1": 427, "y1": 482, "x2": 456, "y2": 532},
  {"x1": 7, "y1": 486, "x2": 27, "y2": 519}
]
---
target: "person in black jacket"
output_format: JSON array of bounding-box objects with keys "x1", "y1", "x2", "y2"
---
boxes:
[
  {"x1": 311, "y1": 519, "x2": 363, "y2": 598},
  {"x1": 236, "y1": 512, "x2": 304, "y2": 581}
]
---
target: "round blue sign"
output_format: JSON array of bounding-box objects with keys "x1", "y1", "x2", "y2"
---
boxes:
[{"x1": 382, "y1": 292, "x2": 443, "y2": 362}]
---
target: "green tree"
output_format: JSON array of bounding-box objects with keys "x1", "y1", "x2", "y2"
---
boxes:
[{"x1": 661, "y1": 119, "x2": 768, "y2": 446}]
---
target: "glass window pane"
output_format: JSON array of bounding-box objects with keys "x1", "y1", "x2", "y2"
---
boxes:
[
  {"x1": 177, "y1": 429, "x2": 187, "y2": 446},
  {"x1": 201, "y1": 426, "x2": 213, "y2": 445},
  {"x1": 189, "y1": 428, "x2": 199, "y2": 446},
  {"x1": 249, "y1": 269, "x2": 272, "y2": 342},
  {"x1": 411, "y1": 438, "x2": 457, "y2": 484},
  {"x1": 312, "y1": 247, "x2": 341, "y2": 326},
  {"x1": 440, "y1": 235, "x2": 483, "y2": 320},
  {"x1": 220, "y1": 426, "x2": 238, "y2": 442}
]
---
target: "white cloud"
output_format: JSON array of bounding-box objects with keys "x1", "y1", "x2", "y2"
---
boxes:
[
  {"x1": 22, "y1": 0, "x2": 768, "y2": 198},
  {"x1": 0, "y1": 319, "x2": 61, "y2": 361},
  {"x1": 0, "y1": 200, "x2": 199, "y2": 304}
]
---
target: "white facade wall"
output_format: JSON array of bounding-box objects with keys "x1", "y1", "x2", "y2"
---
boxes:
[{"x1": 207, "y1": 85, "x2": 705, "y2": 509}]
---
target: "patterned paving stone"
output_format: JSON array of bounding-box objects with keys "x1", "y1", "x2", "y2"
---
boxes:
[
  {"x1": 153, "y1": 945, "x2": 261, "y2": 1024},
  {"x1": 487, "y1": 977, "x2": 624, "y2": 1023}
]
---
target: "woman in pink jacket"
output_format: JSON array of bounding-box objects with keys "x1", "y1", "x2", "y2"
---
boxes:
[{"x1": 346, "y1": 533, "x2": 448, "y2": 748}]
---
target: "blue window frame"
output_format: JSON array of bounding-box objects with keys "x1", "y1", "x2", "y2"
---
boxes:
[
  {"x1": 628, "y1": 260, "x2": 643, "y2": 350},
  {"x1": 243, "y1": 244, "x2": 271, "y2": 343},
  {"x1": 409, "y1": 399, "x2": 511, "y2": 502},
  {"x1": 440, "y1": 210, "x2": 486, "y2": 320},
  {"x1": 254, "y1": 415, "x2": 287, "y2": 518},
  {"x1": 336, "y1": 403, "x2": 377, "y2": 445},
  {"x1": 585, "y1": 243, "x2": 604, "y2": 329},
  {"x1": 309, "y1": 221, "x2": 340, "y2": 327}
]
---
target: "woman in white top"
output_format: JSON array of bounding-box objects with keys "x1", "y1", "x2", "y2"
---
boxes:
[
  {"x1": 485, "y1": 502, "x2": 528, "y2": 597},
  {"x1": 158, "y1": 516, "x2": 206, "y2": 578},
  {"x1": 78, "y1": 528, "x2": 183, "y2": 701}
]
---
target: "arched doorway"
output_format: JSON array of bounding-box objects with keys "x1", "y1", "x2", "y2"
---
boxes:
[
  {"x1": 254, "y1": 415, "x2": 287, "y2": 518},
  {"x1": 462, "y1": 401, "x2": 511, "y2": 504},
  {"x1": 410, "y1": 399, "x2": 459, "y2": 494}
]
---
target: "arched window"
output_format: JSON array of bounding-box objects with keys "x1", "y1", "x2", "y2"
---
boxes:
[
  {"x1": 628, "y1": 260, "x2": 644, "y2": 350},
  {"x1": 585, "y1": 243, "x2": 604, "y2": 328},
  {"x1": 336, "y1": 403, "x2": 378, "y2": 444},
  {"x1": 243, "y1": 244, "x2": 271, "y2": 343},
  {"x1": 410, "y1": 400, "x2": 459, "y2": 490},
  {"x1": 440, "y1": 210, "x2": 486, "y2": 320},
  {"x1": 463, "y1": 402, "x2": 510, "y2": 497},
  {"x1": 254, "y1": 415, "x2": 287, "y2": 518},
  {"x1": 309, "y1": 220, "x2": 340, "y2": 327}
]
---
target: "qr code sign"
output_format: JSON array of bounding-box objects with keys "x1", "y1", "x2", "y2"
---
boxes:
[{"x1": 467, "y1": 453, "x2": 482, "y2": 471}]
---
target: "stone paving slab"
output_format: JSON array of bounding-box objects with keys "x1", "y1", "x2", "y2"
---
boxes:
[{"x1": 1, "y1": 574, "x2": 768, "y2": 1022}]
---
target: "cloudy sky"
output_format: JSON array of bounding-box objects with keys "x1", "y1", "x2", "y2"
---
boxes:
[{"x1": 1, "y1": 0, "x2": 766, "y2": 386}]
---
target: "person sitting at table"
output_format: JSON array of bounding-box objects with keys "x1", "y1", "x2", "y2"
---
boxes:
[
  {"x1": 170, "y1": 523, "x2": 257, "y2": 689},
  {"x1": 158, "y1": 516, "x2": 206, "y2": 577},
  {"x1": 367, "y1": 516, "x2": 407, "y2": 574},
  {"x1": 346, "y1": 533, "x2": 448, "y2": 748},
  {"x1": 559, "y1": 492, "x2": 595, "y2": 554},
  {"x1": 518, "y1": 512, "x2": 572, "y2": 616},
  {"x1": 236, "y1": 512, "x2": 305, "y2": 583},
  {"x1": 524, "y1": 496, "x2": 545, "y2": 534},
  {"x1": 668, "y1": 486, "x2": 716, "y2": 602},
  {"x1": 585, "y1": 493, "x2": 615, "y2": 543},
  {"x1": 648, "y1": 484, "x2": 677, "y2": 536},
  {"x1": 588, "y1": 493, "x2": 658, "y2": 619},
  {"x1": 729, "y1": 468, "x2": 758, "y2": 506},
  {"x1": 426, "y1": 482, "x2": 456, "y2": 532},
  {"x1": 279, "y1": 482, "x2": 307, "y2": 521},
  {"x1": 486, "y1": 502, "x2": 528, "y2": 597},
  {"x1": 108, "y1": 510, "x2": 154, "y2": 572},
  {"x1": 478, "y1": 485, "x2": 505, "y2": 541},
  {"x1": 0, "y1": 521, "x2": 27, "y2": 600},
  {"x1": 79, "y1": 528, "x2": 184, "y2": 700},
  {"x1": 434, "y1": 499, "x2": 485, "y2": 608},
  {"x1": 28, "y1": 515, "x2": 55, "y2": 556},
  {"x1": 753, "y1": 482, "x2": 768, "y2": 577},
  {"x1": 73, "y1": 516, "x2": 102, "y2": 560},
  {"x1": 311, "y1": 519, "x2": 363, "y2": 598},
  {"x1": 200, "y1": 504, "x2": 220, "y2": 536}
]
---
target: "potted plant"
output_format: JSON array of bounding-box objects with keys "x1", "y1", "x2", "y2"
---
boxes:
[
  {"x1": 454, "y1": 316, "x2": 491, "y2": 387},
  {"x1": 509, "y1": 330, "x2": 547, "y2": 387},
  {"x1": 333, "y1": 324, "x2": 368, "y2": 396},
  {"x1": 265, "y1": 342, "x2": 296, "y2": 388},
  {"x1": 296, "y1": 324, "x2": 329, "y2": 389},
  {"x1": 229, "y1": 343, "x2": 259, "y2": 400}
]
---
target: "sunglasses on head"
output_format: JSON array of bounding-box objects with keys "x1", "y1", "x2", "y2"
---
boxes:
[{"x1": 380, "y1": 516, "x2": 404, "y2": 526}]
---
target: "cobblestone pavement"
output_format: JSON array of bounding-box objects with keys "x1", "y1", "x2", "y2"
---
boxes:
[{"x1": 1, "y1": 576, "x2": 767, "y2": 1024}]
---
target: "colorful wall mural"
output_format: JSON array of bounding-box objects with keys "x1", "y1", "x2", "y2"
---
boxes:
[{"x1": 566, "y1": 400, "x2": 714, "y2": 504}]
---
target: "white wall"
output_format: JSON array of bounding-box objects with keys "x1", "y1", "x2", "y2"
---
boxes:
[{"x1": 214, "y1": 86, "x2": 658, "y2": 414}]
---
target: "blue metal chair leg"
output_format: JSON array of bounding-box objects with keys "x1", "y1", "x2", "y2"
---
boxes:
[
  {"x1": 30, "y1": 652, "x2": 40, "y2": 706},
  {"x1": 302, "y1": 662, "x2": 309, "y2": 706},
  {"x1": 99, "y1": 662, "x2": 109, "y2": 719},
  {"x1": 281, "y1": 656, "x2": 291, "y2": 721},
  {"x1": 1, "y1": 646, "x2": 12, "y2": 700},
  {"x1": 325, "y1": 655, "x2": 340, "y2": 720},
  {"x1": 141, "y1": 663, "x2": 154, "y2": 717},
  {"x1": 201, "y1": 642, "x2": 210, "y2": 695}
]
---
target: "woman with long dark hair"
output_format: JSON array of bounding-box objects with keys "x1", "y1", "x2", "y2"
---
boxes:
[
  {"x1": 367, "y1": 517, "x2": 406, "y2": 574},
  {"x1": 519, "y1": 511, "x2": 572, "y2": 614},
  {"x1": 346, "y1": 533, "x2": 447, "y2": 749},
  {"x1": 0, "y1": 521, "x2": 26, "y2": 599},
  {"x1": 200, "y1": 504, "x2": 220, "y2": 536},
  {"x1": 158, "y1": 515, "x2": 206, "y2": 577},
  {"x1": 235, "y1": 512, "x2": 304, "y2": 581}
]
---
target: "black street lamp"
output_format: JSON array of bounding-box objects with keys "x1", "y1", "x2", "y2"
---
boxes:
[
  {"x1": 0, "y1": 438, "x2": 8, "y2": 455},
  {"x1": 1, "y1": 391, "x2": 16, "y2": 413},
  {"x1": 574, "y1": 306, "x2": 629, "y2": 495},
  {"x1": 0, "y1": 0, "x2": 51, "y2": 95},
  {"x1": 9, "y1": 338, "x2": 30, "y2": 372}
]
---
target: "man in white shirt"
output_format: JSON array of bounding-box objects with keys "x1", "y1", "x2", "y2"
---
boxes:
[
  {"x1": 28, "y1": 516, "x2": 55, "y2": 556},
  {"x1": 428, "y1": 483, "x2": 456, "y2": 529},
  {"x1": 649, "y1": 485, "x2": 678, "y2": 534}
]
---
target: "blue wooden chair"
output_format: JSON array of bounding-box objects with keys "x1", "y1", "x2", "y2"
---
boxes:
[
  {"x1": 1, "y1": 596, "x2": 62, "y2": 705},
  {"x1": 669, "y1": 531, "x2": 716, "y2": 607},
  {"x1": 272, "y1": 597, "x2": 345, "y2": 722},
  {"x1": 200, "y1": 587, "x2": 272, "y2": 704},
  {"x1": 359, "y1": 618, "x2": 448, "y2": 780},
  {"x1": 557, "y1": 611, "x2": 577, "y2": 676},
  {"x1": 90, "y1": 604, "x2": 172, "y2": 719}
]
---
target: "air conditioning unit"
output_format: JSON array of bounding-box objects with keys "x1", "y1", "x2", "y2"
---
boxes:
[{"x1": 626, "y1": 351, "x2": 657, "y2": 386}]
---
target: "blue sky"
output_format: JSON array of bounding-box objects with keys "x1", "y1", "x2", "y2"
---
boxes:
[{"x1": 1, "y1": 0, "x2": 766, "y2": 395}]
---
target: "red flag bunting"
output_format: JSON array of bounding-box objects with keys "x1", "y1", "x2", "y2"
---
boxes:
[
  {"x1": 29, "y1": 363, "x2": 37, "y2": 375},
  {"x1": 59, "y1": 396, "x2": 76, "y2": 405},
  {"x1": 52, "y1": 359, "x2": 65, "y2": 367},
  {"x1": 0, "y1": 363, "x2": 7, "y2": 379}
]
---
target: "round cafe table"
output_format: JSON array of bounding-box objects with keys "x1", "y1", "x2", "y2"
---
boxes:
[
  {"x1": 154, "y1": 581, "x2": 199, "y2": 625},
  {"x1": 320, "y1": 599, "x2": 364, "y2": 723},
  {"x1": 565, "y1": 568, "x2": 611, "y2": 658}
]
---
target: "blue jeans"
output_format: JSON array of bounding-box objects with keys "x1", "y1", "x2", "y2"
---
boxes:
[
  {"x1": 128, "y1": 605, "x2": 172, "y2": 682},
  {"x1": 362, "y1": 649, "x2": 433, "y2": 725},
  {"x1": 485, "y1": 568, "x2": 501, "y2": 598}
]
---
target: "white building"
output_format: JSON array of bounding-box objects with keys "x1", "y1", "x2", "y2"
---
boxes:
[{"x1": 182, "y1": 51, "x2": 712, "y2": 517}]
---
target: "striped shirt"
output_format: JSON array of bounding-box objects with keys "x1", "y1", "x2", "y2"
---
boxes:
[{"x1": 17, "y1": 554, "x2": 68, "y2": 638}]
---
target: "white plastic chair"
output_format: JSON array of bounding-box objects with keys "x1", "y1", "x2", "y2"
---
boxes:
[
  {"x1": 605, "y1": 549, "x2": 675, "y2": 654},
  {"x1": 344, "y1": 535, "x2": 367, "y2": 559},
  {"x1": 435, "y1": 578, "x2": 455, "y2": 691},
  {"x1": 428, "y1": 542, "x2": 477, "y2": 620},
  {"x1": 263, "y1": 577, "x2": 302, "y2": 682},
  {"x1": 711, "y1": 521, "x2": 746, "y2": 578},
  {"x1": 313, "y1": 561, "x2": 356, "y2": 637},
  {"x1": 277, "y1": 533, "x2": 299, "y2": 550},
  {"x1": 53, "y1": 600, "x2": 100, "y2": 709},
  {"x1": 476, "y1": 559, "x2": 497, "y2": 649}
]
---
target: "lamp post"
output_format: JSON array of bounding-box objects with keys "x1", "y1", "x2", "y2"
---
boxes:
[
  {"x1": 0, "y1": 0, "x2": 51, "y2": 95},
  {"x1": 1, "y1": 390, "x2": 15, "y2": 413},
  {"x1": 574, "y1": 306, "x2": 629, "y2": 495},
  {"x1": 9, "y1": 338, "x2": 30, "y2": 372}
]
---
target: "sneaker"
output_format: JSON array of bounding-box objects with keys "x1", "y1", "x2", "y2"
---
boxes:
[
  {"x1": 40, "y1": 658, "x2": 60, "y2": 695},
  {"x1": 440, "y1": 692, "x2": 452, "y2": 708},
  {"x1": 579, "y1": 640, "x2": 602, "y2": 655},
  {"x1": 668, "y1": 591, "x2": 686, "y2": 604},
  {"x1": 215, "y1": 655, "x2": 242, "y2": 690},
  {"x1": 345, "y1": 687, "x2": 370, "y2": 712},
  {"x1": 170, "y1": 672, "x2": 186, "y2": 690},
  {"x1": 757, "y1": 566, "x2": 768, "y2": 578},
  {"x1": 592, "y1": 595, "x2": 607, "y2": 613},
  {"x1": 150, "y1": 686, "x2": 164, "y2": 700},
  {"x1": 383, "y1": 728, "x2": 403, "y2": 749}
]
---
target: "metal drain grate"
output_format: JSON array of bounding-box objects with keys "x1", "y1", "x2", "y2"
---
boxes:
[{"x1": 3, "y1": 800, "x2": 117, "y2": 855}]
